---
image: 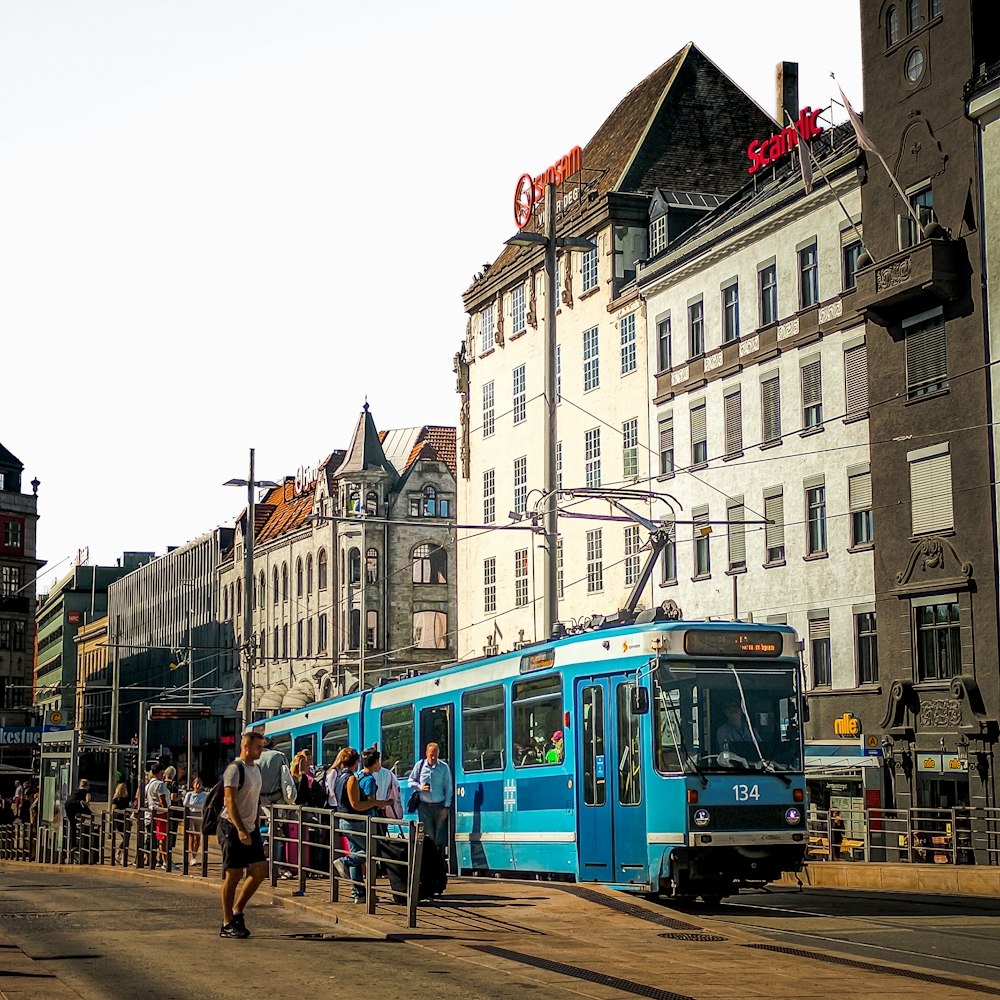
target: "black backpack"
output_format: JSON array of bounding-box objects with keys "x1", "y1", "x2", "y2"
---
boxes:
[{"x1": 202, "y1": 761, "x2": 244, "y2": 836}]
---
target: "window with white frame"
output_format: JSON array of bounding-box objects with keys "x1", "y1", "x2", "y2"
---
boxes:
[
  {"x1": 915, "y1": 596, "x2": 961, "y2": 680},
  {"x1": 484, "y1": 557, "x2": 496, "y2": 614},
  {"x1": 658, "y1": 414, "x2": 674, "y2": 477},
  {"x1": 842, "y1": 239, "x2": 863, "y2": 290},
  {"x1": 805, "y1": 476, "x2": 827, "y2": 555},
  {"x1": 481, "y1": 303, "x2": 495, "y2": 353},
  {"x1": 727, "y1": 496, "x2": 746, "y2": 571},
  {"x1": 624, "y1": 524, "x2": 641, "y2": 586},
  {"x1": 798, "y1": 242, "x2": 819, "y2": 308},
  {"x1": 582, "y1": 244, "x2": 598, "y2": 292},
  {"x1": 656, "y1": 316, "x2": 671, "y2": 372},
  {"x1": 900, "y1": 185, "x2": 935, "y2": 249},
  {"x1": 556, "y1": 538, "x2": 564, "y2": 598},
  {"x1": 513, "y1": 364, "x2": 526, "y2": 423},
  {"x1": 761, "y1": 374, "x2": 782, "y2": 444},
  {"x1": 514, "y1": 456, "x2": 527, "y2": 514},
  {"x1": 556, "y1": 440, "x2": 563, "y2": 491},
  {"x1": 800, "y1": 355, "x2": 823, "y2": 428},
  {"x1": 693, "y1": 506, "x2": 710, "y2": 577},
  {"x1": 586, "y1": 529, "x2": 603, "y2": 593},
  {"x1": 856, "y1": 608, "x2": 878, "y2": 684},
  {"x1": 844, "y1": 340, "x2": 869, "y2": 415},
  {"x1": 512, "y1": 283, "x2": 526, "y2": 333},
  {"x1": 722, "y1": 281, "x2": 740, "y2": 342},
  {"x1": 483, "y1": 380, "x2": 495, "y2": 438},
  {"x1": 620, "y1": 313, "x2": 636, "y2": 375},
  {"x1": 764, "y1": 487, "x2": 785, "y2": 564},
  {"x1": 585, "y1": 428, "x2": 601, "y2": 488},
  {"x1": 556, "y1": 344, "x2": 561, "y2": 403},
  {"x1": 483, "y1": 468, "x2": 495, "y2": 524},
  {"x1": 759, "y1": 262, "x2": 778, "y2": 327},
  {"x1": 848, "y1": 464, "x2": 873, "y2": 546},
  {"x1": 649, "y1": 214, "x2": 667, "y2": 257},
  {"x1": 583, "y1": 327, "x2": 599, "y2": 391},
  {"x1": 724, "y1": 389, "x2": 742, "y2": 458},
  {"x1": 688, "y1": 299, "x2": 704, "y2": 357},
  {"x1": 808, "y1": 613, "x2": 831, "y2": 686},
  {"x1": 661, "y1": 524, "x2": 677, "y2": 584},
  {"x1": 622, "y1": 417, "x2": 638, "y2": 478},
  {"x1": 514, "y1": 548, "x2": 529, "y2": 606},
  {"x1": 690, "y1": 401, "x2": 707, "y2": 466},
  {"x1": 905, "y1": 309, "x2": 947, "y2": 398},
  {"x1": 909, "y1": 442, "x2": 953, "y2": 534}
]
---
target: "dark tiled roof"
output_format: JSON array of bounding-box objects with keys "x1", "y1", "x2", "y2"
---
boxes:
[
  {"x1": 0, "y1": 441, "x2": 23, "y2": 470},
  {"x1": 340, "y1": 404, "x2": 396, "y2": 480}
]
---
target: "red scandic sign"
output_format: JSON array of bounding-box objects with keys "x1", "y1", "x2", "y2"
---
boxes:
[
  {"x1": 747, "y1": 106, "x2": 823, "y2": 176},
  {"x1": 513, "y1": 145, "x2": 583, "y2": 229}
]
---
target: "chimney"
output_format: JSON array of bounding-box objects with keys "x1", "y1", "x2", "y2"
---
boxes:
[{"x1": 776, "y1": 61, "x2": 799, "y2": 127}]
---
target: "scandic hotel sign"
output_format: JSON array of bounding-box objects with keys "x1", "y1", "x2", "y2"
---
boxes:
[
  {"x1": 514, "y1": 145, "x2": 582, "y2": 229},
  {"x1": 746, "y1": 106, "x2": 823, "y2": 175}
]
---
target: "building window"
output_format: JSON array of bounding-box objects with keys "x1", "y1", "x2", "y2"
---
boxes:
[
  {"x1": 586, "y1": 529, "x2": 603, "y2": 593},
  {"x1": 620, "y1": 313, "x2": 637, "y2": 375},
  {"x1": 842, "y1": 239, "x2": 863, "y2": 290},
  {"x1": 727, "y1": 497, "x2": 746, "y2": 571},
  {"x1": 514, "y1": 548, "x2": 529, "y2": 606},
  {"x1": 317, "y1": 550, "x2": 328, "y2": 590},
  {"x1": 281, "y1": 563, "x2": 289, "y2": 601},
  {"x1": 661, "y1": 527, "x2": 677, "y2": 585},
  {"x1": 2, "y1": 521, "x2": 21, "y2": 549},
  {"x1": 556, "y1": 537, "x2": 564, "y2": 598},
  {"x1": 688, "y1": 299, "x2": 704, "y2": 357},
  {"x1": 900, "y1": 185, "x2": 935, "y2": 249},
  {"x1": 658, "y1": 414, "x2": 674, "y2": 476},
  {"x1": 929, "y1": 0, "x2": 940, "y2": 16},
  {"x1": 422, "y1": 485, "x2": 438, "y2": 516},
  {"x1": 555, "y1": 345, "x2": 561, "y2": 403},
  {"x1": 724, "y1": 390, "x2": 742, "y2": 458},
  {"x1": 583, "y1": 326, "x2": 599, "y2": 391},
  {"x1": 366, "y1": 547, "x2": 379, "y2": 583},
  {"x1": 413, "y1": 543, "x2": 447, "y2": 584},
  {"x1": 848, "y1": 465, "x2": 873, "y2": 546},
  {"x1": 722, "y1": 281, "x2": 740, "y2": 342},
  {"x1": 690, "y1": 401, "x2": 707, "y2": 466},
  {"x1": 656, "y1": 316, "x2": 671, "y2": 372},
  {"x1": 258, "y1": 571, "x2": 266, "y2": 607},
  {"x1": 348, "y1": 548, "x2": 361, "y2": 585},
  {"x1": 483, "y1": 469, "x2": 495, "y2": 524},
  {"x1": 809, "y1": 615, "x2": 831, "y2": 687},
  {"x1": 844, "y1": 341, "x2": 869, "y2": 415},
  {"x1": 512, "y1": 283, "x2": 526, "y2": 334},
  {"x1": 856, "y1": 611, "x2": 878, "y2": 684},
  {"x1": 318, "y1": 614, "x2": 328, "y2": 652},
  {"x1": 365, "y1": 610, "x2": 378, "y2": 650},
  {"x1": 484, "y1": 557, "x2": 496, "y2": 614},
  {"x1": 805, "y1": 480, "x2": 827, "y2": 555},
  {"x1": 556, "y1": 440, "x2": 563, "y2": 491},
  {"x1": 649, "y1": 214, "x2": 667, "y2": 257},
  {"x1": 764, "y1": 487, "x2": 785, "y2": 564},
  {"x1": 296, "y1": 619, "x2": 303, "y2": 658},
  {"x1": 801, "y1": 356, "x2": 823, "y2": 428},
  {"x1": 307, "y1": 618, "x2": 313, "y2": 656},
  {"x1": 905, "y1": 309, "x2": 947, "y2": 397},
  {"x1": 513, "y1": 365, "x2": 526, "y2": 424},
  {"x1": 906, "y1": 0, "x2": 922, "y2": 32},
  {"x1": 306, "y1": 556, "x2": 313, "y2": 595},
  {"x1": 693, "y1": 506, "x2": 710, "y2": 577},
  {"x1": 624, "y1": 524, "x2": 641, "y2": 587},
  {"x1": 483, "y1": 381, "x2": 495, "y2": 438},
  {"x1": 282, "y1": 622, "x2": 288, "y2": 658},
  {"x1": 915, "y1": 599, "x2": 961, "y2": 680},
  {"x1": 272, "y1": 568, "x2": 278, "y2": 605},
  {"x1": 909, "y1": 442, "x2": 953, "y2": 534},
  {"x1": 513, "y1": 456, "x2": 527, "y2": 514},
  {"x1": 296, "y1": 559, "x2": 303, "y2": 597},
  {"x1": 273, "y1": 626, "x2": 279, "y2": 659},
  {"x1": 761, "y1": 375, "x2": 782, "y2": 444},
  {"x1": 799, "y1": 242, "x2": 819, "y2": 308},
  {"x1": 585, "y1": 428, "x2": 601, "y2": 488},
  {"x1": 481, "y1": 303, "x2": 495, "y2": 353},
  {"x1": 759, "y1": 263, "x2": 778, "y2": 327},
  {"x1": 905, "y1": 47, "x2": 925, "y2": 83},
  {"x1": 622, "y1": 417, "x2": 639, "y2": 478},
  {"x1": 413, "y1": 610, "x2": 448, "y2": 649},
  {"x1": 582, "y1": 243, "x2": 598, "y2": 292},
  {"x1": 1, "y1": 565, "x2": 21, "y2": 597},
  {"x1": 886, "y1": 4, "x2": 900, "y2": 45}
]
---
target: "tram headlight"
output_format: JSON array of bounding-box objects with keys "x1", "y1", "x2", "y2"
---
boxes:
[
  {"x1": 693, "y1": 808, "x2": 711, "y2": 828},
  {"x1": 785, "y1": 807, "x2": 802, "y2": 826}
]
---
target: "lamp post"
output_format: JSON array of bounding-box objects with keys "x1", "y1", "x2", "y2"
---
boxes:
[
  {"x1": 505, "y1": 186, "x2": 595, "y2": 640},
  {"x1": 224, "y1": 449, "x2": 278, "y2": 732}
]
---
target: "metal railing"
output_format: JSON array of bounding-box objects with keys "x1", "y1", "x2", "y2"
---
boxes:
[
  {"x1": 1, "y1": 805, "x2": 427, "y2": 927},
  {"x1": 807, "y1": 806, "x2": 998, "y2": 865}
]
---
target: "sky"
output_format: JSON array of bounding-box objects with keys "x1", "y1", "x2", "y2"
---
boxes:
[{"x1": 0, "y1": 1, "x2": 864, "y2": 595}]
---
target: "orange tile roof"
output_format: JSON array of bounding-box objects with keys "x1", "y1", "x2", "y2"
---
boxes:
[
  {"x1": 256, "y1": 481, "x2": 315, "y2": 544},
  {"x1": 404, "y1": 426, "x2": 456, "y2": 479}
]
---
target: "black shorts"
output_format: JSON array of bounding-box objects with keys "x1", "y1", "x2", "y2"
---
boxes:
[{"x1": 218, "y1": 819, "x2": 265, "y2": 870}]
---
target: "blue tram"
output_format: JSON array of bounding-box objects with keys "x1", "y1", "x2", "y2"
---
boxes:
[{"x1": 258, "y1": 613, "x2": 807, "y2": 901}]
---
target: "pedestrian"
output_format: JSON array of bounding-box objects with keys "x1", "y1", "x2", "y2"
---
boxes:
[
  {"x1": 112, "y1": 779, "x2": 131, "y2": 864},
  {"x1": 145, "y1": 763, "x2": 168, "y2": 868},
  {"x1": 372, "y1": 748, "x2": 402, "y2": 821},
  {"x1": 218, "y1": 726, "x2": 266, "y2": 939},
  {"x1": 408, "y1": 742, "x2": 452, "y2": 858},
  {"x1": 184, "y1": 776, "x2": 207, "y2": 856},
  {"x1": 830, "y1": 809, "x2": 845, "y2": 860},
  {"x1": 332, "y1": 748, "x2": 390, "y2": 903},
  {"x1": 64, "y1": 780, "x2": 93, "y2": 858}
]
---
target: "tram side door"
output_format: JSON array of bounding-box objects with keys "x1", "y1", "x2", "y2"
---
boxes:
[
  {"x1": 419, "y1": 703, "x2": 457, "y2": 874},
  {"x1": 575, "y1": 675, "x2": 648, "y2": 883}
]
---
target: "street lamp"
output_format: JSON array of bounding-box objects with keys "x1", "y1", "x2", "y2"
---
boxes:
[
  {"x1": 224, "y1": 448, "x2": 279, "y2": 731},
  {"x1": 505, "y1": 190, "x2": 595, "y2": 640}
]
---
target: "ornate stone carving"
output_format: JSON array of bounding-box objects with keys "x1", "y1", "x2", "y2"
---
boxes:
[
  {"x1": 453, "y1": 344, "x2": 471, "y2": 480},
  {"x1": 919, "y1": 699, "x2": 963, "y2": 729},
  {"x1": 465, "y1": 316, "x2": 474, "y2": 359},
  {"x1": 881, "y1": 678, "x2": 916, "y2": 730},
  {"x1": 895, "y1": 535, "x2": 973, "y2": 586},
  {"x1": 560, "y1": 254, "x2": 573, "y2": 309},
  {"x1": 876, "y1": 257, "x2": 912, "y2": 291},
  {"x1": 494, "y1": 292, "x2": 504, "y2": 347},
  {"x1": 526, "y1": 271, "x2": 537, "y2": 329}
]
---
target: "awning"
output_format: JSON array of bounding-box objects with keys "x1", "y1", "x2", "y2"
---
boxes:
[{"x1": 806, "y1": 742, "x2": 879, "y2": 780}]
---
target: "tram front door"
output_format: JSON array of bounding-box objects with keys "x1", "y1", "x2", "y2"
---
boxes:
[{"x1": 575, "y1": 675, "x2": 648, "y2": 883}]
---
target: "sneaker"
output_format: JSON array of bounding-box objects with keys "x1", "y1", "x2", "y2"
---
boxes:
[
  {"x1": 333, "y1": 859, "x2": 349, "y2": 881},
  {"x1": 352, "y1": 896, "x2": 365, "y2": 904},
  {"x1": 230, "y1": 913, "x2": 249, "y2": 936},
  {"x1": 220, "y1": 922, "x2": 250, "y2": 939},
  {"x1": 279, "y1": 869, "x2": 293, "y2": 880}
]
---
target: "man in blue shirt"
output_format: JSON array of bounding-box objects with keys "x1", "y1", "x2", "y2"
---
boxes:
[{"x1": 408, "y1": 742, "x2": 452, "y2": 857}]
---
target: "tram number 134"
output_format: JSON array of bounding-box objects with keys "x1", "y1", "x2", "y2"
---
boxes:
[{"x1": 733, "y1": 784, "x2": 760, "y2": 801}]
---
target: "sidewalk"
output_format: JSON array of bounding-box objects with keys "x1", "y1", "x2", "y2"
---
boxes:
[
  {"x1": 780, "y1": 860, "x2": 1000, "y2": 896},
  {"x1": 0, "y1": 926, "x2": 86, "y2": 1000}
]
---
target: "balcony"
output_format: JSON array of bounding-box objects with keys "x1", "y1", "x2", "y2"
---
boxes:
[{"x1": 855, "y1": 235, "x2": 967, "y2": 325}]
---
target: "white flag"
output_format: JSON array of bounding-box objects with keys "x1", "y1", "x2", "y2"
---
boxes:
[{"x1": 835, "y1": 80, "x2": 879, "y2": 155}]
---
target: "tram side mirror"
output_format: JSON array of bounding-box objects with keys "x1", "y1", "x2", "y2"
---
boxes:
[{"x1": 631, "y1": 686, "x2": 650, "y2": 715}]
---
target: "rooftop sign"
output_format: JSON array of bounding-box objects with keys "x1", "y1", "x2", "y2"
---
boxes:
[
  {"x1": 747, "y1": 107, "x2": 823, "y2": 176},
  {"x1": 514, "y1": 145, "x2": 583, "y2": 229}
]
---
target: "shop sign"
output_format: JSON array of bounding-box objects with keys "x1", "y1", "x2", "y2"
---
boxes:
[
  {"x1": 293, "y1": 460, "x2": 324, "y2": 497},
  {"x1": 0, "y1": 726, "x2": 44, "y2": 745},
  {"x1": 747, "y1": 106, "x2": 823, "y2": 176},
  {"x1": 861, "y1": 734, "x2": 883, "y2": 757},
  {"x1": 833, "y1": 712, "x2": 860, "y2": 737},
  {"x1": 514, "y1": 145, "x2": 583, "y2": 229},
  {"x1": 918, "y1": 753, "x2": 968, "y2": 774},
  {"x1": 67, "y1": 611, "x2": 82, "y2": 625}
]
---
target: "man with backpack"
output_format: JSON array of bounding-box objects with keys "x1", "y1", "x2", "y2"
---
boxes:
[{"x1": 218, "y1": 726, "x2": 266, "y2": 939}]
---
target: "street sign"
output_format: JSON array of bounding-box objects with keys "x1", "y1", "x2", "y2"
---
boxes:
[
  {"x1": 48, "y1": 711, "x2": 63, "y2": 726},
  {"x1": 147, "y1": 704, "x2": 211, "y2": 722},
  {"x1": 861, "y1": 733, "x2": 883, "y2": 757}
]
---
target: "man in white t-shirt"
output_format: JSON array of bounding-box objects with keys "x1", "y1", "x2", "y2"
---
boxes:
[
  {"x1": 144, "y1": 763, "x2": 168, "y2": 868},
  {"x1": 218, "y1": 727, "x2": 265, "y2": 939}
]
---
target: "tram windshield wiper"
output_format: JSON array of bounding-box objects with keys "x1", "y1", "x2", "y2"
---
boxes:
[{"x1": 760, "y1": 758, "x2": 792, "y2": 786}]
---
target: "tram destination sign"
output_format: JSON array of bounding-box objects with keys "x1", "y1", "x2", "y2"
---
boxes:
[{"x1": 683, "y1": 629, "x2": 783, "y2": 658}]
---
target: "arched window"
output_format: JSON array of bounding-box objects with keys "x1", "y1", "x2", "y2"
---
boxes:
[
  {"x1": 886, "y1": 4, "x2": 899, "y2": 45},
  {"x1": 281, "y1": 563, "x2": 288, "y2": 602},
  {"x1": 272, "y1": 567, "x2": 279, "y2": 605},
  {"x1": 412, "y1": 543, "x2": 448, "y2": 584},
  {"x1": 423, "y1": 485, "x2": 437, "y2": 516},
  {"x1": 282, "y1": 622, "x2": 288, "y2": 657},
  {"x1": 296, "y1": 558, "x2": 303, "y2": 597},
  {"x1": 349, "y1": 609, "x2": 361, "y2": 650},
  {"x1": 223, "y1": 587, "x2": 229, "y2": 620},
  {"x1": 306, "y1": 555, "x2": 314, "y2": 594},
  {"x1": 236, "y1": 579, "x2": 242, "y2": 616},
  {"x1": 229, "y1": 585, "x2": 235, "y2": 619},
  {"x1": 366, "y1": 491, "x2": 378, "y2": 516},
  {"x1": 259, "y1": 571, "x2": 266, "y2": 607},
  {"x1": 259, "y1": 629, "x2": 266, "y2": 662},
  {"x1": 906, "y1": 0, "x2": 921, "y2": 32},
  {"x1": 413, "y1": 610, "x2": 448, "y2": 649},
  {"x1": 348, "y1": 491, "x2": 361, "y2": 515},
  {"x1": 318, "y1": 550, "x2": 328, "y2": 590},
  {"x1": 348, "y1": 547, "x2": 361, "y2": 585},
  {"x1": 366, "y1": 610, "x2": 378, "y2": 649},
  {"x1": 273, "y1": 626, "x2": 279, "y2": 659},
  {"x1": 366, "y1": 547, "x2": 379, "y2": 584}
]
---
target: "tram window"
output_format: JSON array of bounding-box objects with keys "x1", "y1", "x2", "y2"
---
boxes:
[
  {"x1": 582, "y1": 685, "x2": 606, "y2": 805},
  {"x1": 512, "y1": 675, "x2": 564, "y2": 767},
  {"x1": 462, "y1": 685, "x2": 505, "y2": 772},
  {"x1": 321, "y1": 720, "x2": 350, "y2": 767},
  {"x1": 381, "y1": 705, "x2": 415, "y2": 778},
  {"x1": 617, "y1": 682, "x2": 641, "y2": 805},
  {"x1": 294, "y1": 733, "x2": 316, "y2": 761},
  {"x1": 271, "y1": 733, "x2": 292, "y2": 765},
  {"x1": 653, "y1": 685, "x2": 685, "y2": 774},
  {"x1": 419, "y1": 705, "x2": 452, "y2": 764}
]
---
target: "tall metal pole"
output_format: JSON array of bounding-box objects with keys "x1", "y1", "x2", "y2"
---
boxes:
[
  {"x1": 107, "y1": 620, "x2": 120, "y2": 801},
  {"x1": 542, "y1": 181, "x2": 559, "y2": 640},
  {"x1": 241, "y1": 448, "x2": 255, "y2": 731},
  {"x1": 359, "y1": 514, "x2": 366, "y2": 691},
  {"x1": 185, "y1": 606, "x2": 193, "y2": 781}
]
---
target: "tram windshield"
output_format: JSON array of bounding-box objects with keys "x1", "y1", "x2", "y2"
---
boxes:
[{"x1": 653, "y1": 660, "x2": 802, "y2": 776}]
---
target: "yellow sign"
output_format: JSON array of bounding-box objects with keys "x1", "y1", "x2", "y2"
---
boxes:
[
  {"x1": 865, "y1": 735, "x2": 879, "y2": 750},
  {"x1": 48, "y1": 711, "x2": 63, "y2": 725},
  {"x1": 834, "y1": 712, "x2": 860, "y2": 737}
]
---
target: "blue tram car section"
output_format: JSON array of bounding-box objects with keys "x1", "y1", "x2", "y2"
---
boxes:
[{"x1": 258, "y1": 618, "x2": 807, "y2": 900}]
